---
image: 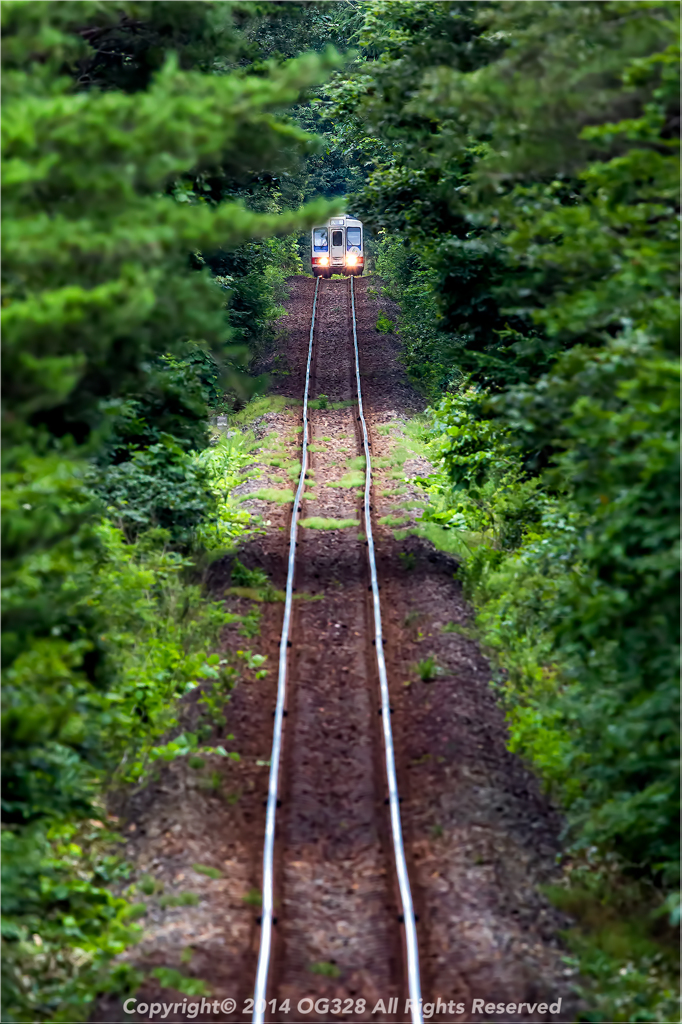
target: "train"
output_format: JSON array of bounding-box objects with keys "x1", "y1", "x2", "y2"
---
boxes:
[{"x1": 311, "y1": 215, "x2": 364, "y2": 277}]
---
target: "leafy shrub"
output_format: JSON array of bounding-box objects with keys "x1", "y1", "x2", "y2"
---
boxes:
[
  {"x1": 375, "y1": 234, "x2": 462, "y2": 397},
  {"x1": 476, "y1": 343, "x2": 679, "y2": 881},
  {"x1": 1, "y1": 821, "x2": 143, "y2": 1024},
  {"x1": 96, "y1": 437, "x2": 216, "y2": 546},
  {"x1": 375, "y1": 310, "x2": 393, "y2": 334},
  {"x1": 421, "y1": 326, "x2": 680, "y2": 884},
  {"x1": 206, "y1": 204, "x2": 306, "y2": 364},
  {"x1": 100, "y1": 350, "x2": 215, "y2": 468},
  {"x1": 1, "y1": 518, "x2": 241, "y2": 1019}
]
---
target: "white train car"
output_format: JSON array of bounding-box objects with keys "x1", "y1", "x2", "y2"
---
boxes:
[{"x1": 311, "y1": 215, "x2": 364, "y2": 278}]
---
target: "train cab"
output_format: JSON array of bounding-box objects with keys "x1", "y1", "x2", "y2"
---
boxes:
[{"x1": 311, "y1": 215, "x2": 364, "y2": 278}]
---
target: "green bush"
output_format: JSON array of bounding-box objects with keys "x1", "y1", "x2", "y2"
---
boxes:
[
  {"x1": 375, "y1": 234, "x2": 461, "y2": 397},
  {"x1": 96, "y1": 437, "x2": 216, "y2": 546},
  {"x1": 375, "y1": 310, "x2": 394, "y2": 334},
  {"x1": 1, "y1": 517, "x2": 240, "y2": 1019},
  {"x1": 101, "y1": 349, "x2": 216, "y2": 465},
  {"x1": 422, "y1": 325, "x2": 680, "y2": 884},
  {"x1": 1, "y1": 3, "x2": 340, "y2": 1017},
  {"x1": 207, "y1": 200, "x2": 306, "y2": 363}
]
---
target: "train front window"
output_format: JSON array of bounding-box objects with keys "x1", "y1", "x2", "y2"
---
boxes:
[
  {"x1": 331, "y1": 230, "x2": 343, "y2": 247},
  {"x1": 347, "y1": 227, "x2": 361, "y2": 248},
  {"x1": 313, "y1": 228, "x2": 328, "y2": 249}
]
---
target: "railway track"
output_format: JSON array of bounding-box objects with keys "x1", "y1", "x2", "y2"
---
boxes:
[
  {"x1": 94, "y1": 274, "x2": 572, "y2": 1024},
  {"x1": 252, "y1": 276, "x2": 423, "y2": 1024}
]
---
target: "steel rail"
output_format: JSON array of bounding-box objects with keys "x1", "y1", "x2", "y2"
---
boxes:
[
  {"x1": 252, "y1": 276, "x2": 320, "y2": 1024},
  {"x1": 350, "y1": 275, "x2": 424, "y2": 1024}
]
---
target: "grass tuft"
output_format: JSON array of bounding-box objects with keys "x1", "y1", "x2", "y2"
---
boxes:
[
  {"x1": 376, "y1": 311, "x2": 394, "y2": 333},
  {"x1": 192, "y1": 863, "x2": 222, "y2": 880},
  {"x1": 442, "y1": 621, "x2": 475, "y2": 638},
  {"x1": 158, "y1": 892, "x2": 200, "y2": 909},
  {"x1": 247, "y1": 487, "x2": 294, "y2": 504},
  {"x1": 309, "y1": 961, "x2": 341, "y2": 978},
  {"x1": 242, "y1": 888, "x2": 262, "y2": 907},
  {"x1": 379, "y1": 513, "x2": 412, "y2": 527},
  {"x1": 399, "y1": 551, "x2": 416, "y2": 571},
  {"x1": 298, "y1": 517, "x2": 360, "y2": 530},
  {"x1": 228, "y1": 586, "x2": 284, "y2": 603},
  {"x1": 416, "y1": 655, "x2": 443, "y2": 682},
  {"x1": 232, "y1": 395, "x2": 294, "y2": 424},
  {"x1": 327, "y1": 470, "x2": 364, "y2": 489}
]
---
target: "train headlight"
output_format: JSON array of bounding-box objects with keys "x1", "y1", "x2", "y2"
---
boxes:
[
  {"x1": 346, "y1": 252, "x2": 358, "y2": 266},
  {"x1": 319, "y1": 255, "x2": 329, "y2": 266}
]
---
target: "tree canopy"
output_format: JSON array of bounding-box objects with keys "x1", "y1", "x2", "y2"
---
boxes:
[{"x1": 2, "y1": 3, "x2": 340, "y2": 1017}]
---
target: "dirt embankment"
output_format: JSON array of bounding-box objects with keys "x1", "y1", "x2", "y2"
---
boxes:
[{"x1": 96, "y1": 276, "x2": 576, "y2": 1024}]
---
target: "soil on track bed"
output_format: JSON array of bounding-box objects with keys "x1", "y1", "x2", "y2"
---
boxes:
[{"x1": 95, "y1": 277, "x2": 576, "y2": 1024}]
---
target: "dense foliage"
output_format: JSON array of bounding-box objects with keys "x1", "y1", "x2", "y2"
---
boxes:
[
  {"x1": 1, "y1": 2, "x2": 341, "y2": 1019},
  {"x1": 2, "y1": 2, "x2": 678, "y2": 1020},
  {"x1": 331, "y1": 2, "x2": 679, "y2": 1017}
]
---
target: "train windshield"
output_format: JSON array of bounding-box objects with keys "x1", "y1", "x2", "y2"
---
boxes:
[
  {"x1": 313, "y1": 228, "x2": 328, "y2": 248},
  {"x1": 347, "y1": 227, "x2": 361, "y2": 247}
]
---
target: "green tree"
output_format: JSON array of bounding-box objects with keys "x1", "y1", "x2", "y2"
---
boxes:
[
  {"x1": 2, "y1": 3, "x2": 340, "y2": 1017},
  {"x1": 340, "y1": 0, "x2": 680, "y2": 892},
  {"x1": 344, "y1": 6, "x2": 679, "y2": 1013}
]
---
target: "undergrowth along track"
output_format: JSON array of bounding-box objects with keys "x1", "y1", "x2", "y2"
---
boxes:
[{"x1": 252, "y1": 277, "x2": 423, "y2": 1024}]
